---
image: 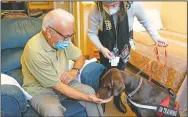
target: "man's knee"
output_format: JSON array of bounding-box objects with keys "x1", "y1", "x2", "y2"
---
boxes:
[
  {"x1": 82, "y1": 85, "x2": 96, "y2": 95},
  {"x1": 40, "y1": 103, "x2": 65, "y2": 116}
]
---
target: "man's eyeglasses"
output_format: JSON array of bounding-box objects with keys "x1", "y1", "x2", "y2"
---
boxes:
[{"x1": 48, "y1": 27, "x2": 76, "y2": 41}]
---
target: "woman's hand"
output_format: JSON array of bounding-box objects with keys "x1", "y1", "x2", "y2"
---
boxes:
[
  {"x1": 99, "y1": 47, "x2": 114, "y2": 59},
  {"x1": 153, "y1": 37, "x2": 168, "y2": 47}
]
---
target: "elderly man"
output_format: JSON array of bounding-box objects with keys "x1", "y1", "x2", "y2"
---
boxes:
[{"x1": 21, "y1": 9, "x2": 104, "y2": 117}]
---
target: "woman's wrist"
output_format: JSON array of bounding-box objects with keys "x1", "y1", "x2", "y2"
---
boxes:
[{"x1": 99, "y1": 46, "x2": 104, "y2": 52}]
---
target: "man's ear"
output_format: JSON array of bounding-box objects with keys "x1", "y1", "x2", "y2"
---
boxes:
[{"x1": 45, "y1": 28, "x2": 52, "y2": 39}]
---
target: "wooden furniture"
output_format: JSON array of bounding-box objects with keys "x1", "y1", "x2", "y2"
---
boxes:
[
  {"x1": 85, "y1": 30, "x2": 187, "y2": 92},
  {"x1": 27, "y1": 2, "x2": 54, "y2": 18},
  {"x1": 27, "y1": 2, "x2": 54, "y2": 10},
  {"x1": 72, "y1": 2, "x2": 93, "y2": 58},
  {"x1": 1, "y1": 1, "x2": 27, "y2": 19}
]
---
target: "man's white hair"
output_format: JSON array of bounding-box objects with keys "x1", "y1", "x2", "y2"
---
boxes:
[{"x1": 42, "y1": 9, "x2": 75, "y2": 31}]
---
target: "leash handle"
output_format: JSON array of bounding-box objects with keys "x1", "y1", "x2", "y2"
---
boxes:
[
  {"x1": 154, "y1": 46, "x2": 168, "y2": 67},
  {"x1": 149, "y1": 45, "x2": 168, "y2": 81}
]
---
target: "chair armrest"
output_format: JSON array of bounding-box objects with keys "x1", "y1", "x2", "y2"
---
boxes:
[
  {"x1": 1, "y1": 85, "x2": 28, "y2": 113},
  {"x1": 81, "y1": 62, "x2": 105, "y2": 91}
]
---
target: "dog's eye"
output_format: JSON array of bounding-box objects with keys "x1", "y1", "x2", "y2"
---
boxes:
[
  {"x1": 104, "y1": 85, "x2": 110, "y2": 90},
  {"x1": 107, "y1": 86, "x2": 112, "y2": 91}
]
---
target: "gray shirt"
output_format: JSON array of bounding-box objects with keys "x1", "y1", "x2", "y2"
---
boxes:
[{"x1": 88, "y1": 2, "x2": 161, "y2": 49}]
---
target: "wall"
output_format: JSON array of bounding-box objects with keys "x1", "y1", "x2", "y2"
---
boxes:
[
  {"x1": 160, "y1": 2, "x2": 187, "y2": 34},
  {"x1": 54, "y1": 2, "x2": 70, "y2": 12},
  {"x1": 143, "y1": 1, "x2": 187, "y2": 34}
]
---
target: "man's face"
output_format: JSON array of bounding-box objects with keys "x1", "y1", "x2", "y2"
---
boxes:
[{"x1": 46, "y1": 22, "x2": 75, "y2": 46}]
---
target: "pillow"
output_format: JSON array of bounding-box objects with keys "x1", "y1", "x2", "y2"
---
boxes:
[
  {"x1": 133, "y1": 9, "x2": 164, "y2": 32},
  {"x1": 1, "y1": 18, "x2": 42, "y2": 49},
  {"x1": 1, "y1": 47, "x2": 23, "y2": 73},
  {"x1": 1, "y1": 85, "x2": 27, "y2": 113}
]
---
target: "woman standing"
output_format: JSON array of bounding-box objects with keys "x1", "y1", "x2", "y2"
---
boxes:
[{"x1": 88, "y1": 1, "x2": 168, "y2": 113}]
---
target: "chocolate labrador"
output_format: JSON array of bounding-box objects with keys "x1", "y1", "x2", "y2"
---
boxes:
[{"x1": 97, "y1": 68, "x2": 180, "y2": 117}]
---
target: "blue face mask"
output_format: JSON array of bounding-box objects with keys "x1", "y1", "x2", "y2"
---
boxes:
[{"x1": 54, "y1": 41, "x2": 71, "y2": 50}]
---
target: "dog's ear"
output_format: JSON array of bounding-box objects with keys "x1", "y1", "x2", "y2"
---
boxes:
[
  {"x1": 120, "y1": 70, "x2": 127, "y2": 82},
  {"x1": 101, "y1": 69, "x2": 114, "y2": 88},
  {"x1": 103, "y1": 77, "x2": 113, "y2": 89}
]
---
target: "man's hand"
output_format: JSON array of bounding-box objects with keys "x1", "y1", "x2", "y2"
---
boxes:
[
  {"x1": 153, "y1": 37, "x2": 168, "y2": 47},
  {"x1": 88, "y1": 94, "x2": 103, "y2": 104},
  {"x1": 68, "y1": 69, "x2": 78, "y2": 79},
  {"x1": 60, "y1": 72, "x2": 74, "y2": 84},
  {"x1": 99, "y1": 47, "x2": 114, "y2": 59}
]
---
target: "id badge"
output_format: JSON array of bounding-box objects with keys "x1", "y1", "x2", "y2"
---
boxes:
[
  {"x1": 119, "y1": 44, "x2": 130, "y2": 63},
  {"x1": 109, "y1": 57, "x2": 120, "y2": 66}
]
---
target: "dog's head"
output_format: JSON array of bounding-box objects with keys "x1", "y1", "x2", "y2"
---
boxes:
[{"x1": 97, "y1": 68, "x2": 125, "y2": 99}]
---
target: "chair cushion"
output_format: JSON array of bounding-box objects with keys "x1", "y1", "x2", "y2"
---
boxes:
[
  {"x1": 1, "y1": 47, "x2": 23, "y2": 73},
  {"x1": 61, "y1": 99, "x2": 86, "y2": 117},
  {"x1": 1, "y1": 85, "x2": 27, "y2": 113},
  {"x1": 22, "y1": 106, "x2": 41, "y2": 117},
  {"x1": 1, "y1": 96, "x2": 22, "y2": 117},
  {"x1": 6, "y1": 68, "x2": 23, "y2": 86},
  {"x1": 1, "y1": 18, "x2": 42, "y2": 49}
]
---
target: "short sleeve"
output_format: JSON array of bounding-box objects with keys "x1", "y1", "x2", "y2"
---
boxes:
[{"x1": 65, "y1": 42, "x2": 82, "y2": 61}]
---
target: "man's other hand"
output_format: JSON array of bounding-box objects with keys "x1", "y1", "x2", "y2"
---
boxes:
[
  {"x1": 60, "y1": 72, "x2": 74, "y2": 84},
  {"x1": 68, "y1": 69, "x2": 78, "y2": 78},
  {"x1": 88, "y1": 94, "x2": 103, "y2": 104}
]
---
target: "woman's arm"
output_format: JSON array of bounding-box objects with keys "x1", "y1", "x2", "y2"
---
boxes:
[
  {"x1": 134, "y1": 2, "x2": 161, "y2": 41},
  {"x1": 134, "y1": 2, "x2": 168, "y2": 47},
  {"x1": 88, "y1": 3, "x2": 103, "y2": 50}
]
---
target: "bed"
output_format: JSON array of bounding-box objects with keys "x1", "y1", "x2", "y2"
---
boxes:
[{"x1": 129, "y1": 30, "x2": 187, "y2": 92}]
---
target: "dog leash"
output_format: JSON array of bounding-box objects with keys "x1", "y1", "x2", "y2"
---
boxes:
[
  {"x1": 126, "y1": 45, "x2": 178, "y2": 116},
  {"x1": 129, "y1": 45, "x2": 168, "y2": 99},
  {"x1": 135, "y1": 45, "x2": 168, "y2": 81}
]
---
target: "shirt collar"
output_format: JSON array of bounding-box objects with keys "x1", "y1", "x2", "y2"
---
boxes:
[{"x1": 39, "y1": 31, "x2": 56, "y2": 52}]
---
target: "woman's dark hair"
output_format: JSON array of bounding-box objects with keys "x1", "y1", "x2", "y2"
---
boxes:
[{"x1": 95, "y1": 1, "x2": 133, "y2": 13}]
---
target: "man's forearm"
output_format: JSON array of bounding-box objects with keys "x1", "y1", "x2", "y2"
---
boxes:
[
  {"x1": 73, "y1": 55, "x2": 85, "y2": 69},
  {"x1": 53, "y1": 82, "x2": 91, "y2": 101}
]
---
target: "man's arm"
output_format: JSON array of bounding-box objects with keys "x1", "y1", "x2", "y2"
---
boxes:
[
  {"x1": 72, "y1": 55, "x2": 85, "y2": 70},
  {"x1": 53, "y1": 82, "x2": 89, "y2": 101},
  {"x1": 65, "y1": 43, "x2": 85, "y2": 78},
  {"x1": 52, "y1": 82, "x2": 102, "y2": 103},
  {"x1": 62, "y1": 55, "x2": 85, "y2": 81}
]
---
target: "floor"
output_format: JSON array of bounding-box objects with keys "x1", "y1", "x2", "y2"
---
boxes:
[
  {"x1": 104, "y1": 93, "x2": 136, "y2": 117},
  {"x1": 104, "y1": 63, "x2": 138, "y2": 116}
]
